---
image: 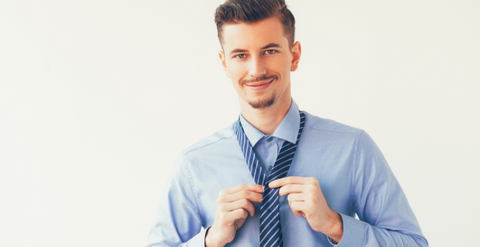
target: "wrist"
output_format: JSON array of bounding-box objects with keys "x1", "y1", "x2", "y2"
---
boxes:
[
  {"x1": 205, "y1": 226, "x2": 224, "y2": 247},
  {"x1": 205, "y1": 229, "x2": 217, "y2": 247},
  {"x1": 325, "y1": 211, "x2": 343, "y2": 243}
]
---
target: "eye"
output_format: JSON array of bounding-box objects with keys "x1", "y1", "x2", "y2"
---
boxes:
[
  {"x1": 264, "y1": 49, "x2": 277, "y2": 55},
  {"x1": 235, "y1": 54, "x2": 246, "y2": 59}
]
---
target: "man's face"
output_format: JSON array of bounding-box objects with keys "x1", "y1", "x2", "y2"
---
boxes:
[{"x1": 219, "y1": 16, "x2": 301, "y2": 109}]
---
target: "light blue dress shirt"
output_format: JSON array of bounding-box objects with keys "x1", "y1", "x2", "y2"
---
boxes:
[{"x1": 147, "y1": 100, "x2": 428, "y2": 247}]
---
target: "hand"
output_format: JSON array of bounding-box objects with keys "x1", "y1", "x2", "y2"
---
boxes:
[
  {"x1": 205, "y1": 184, "x2": 264, "y2": 247},
  {"x1": 269, "y1": 177, "x2": 343, "y2": 243}
]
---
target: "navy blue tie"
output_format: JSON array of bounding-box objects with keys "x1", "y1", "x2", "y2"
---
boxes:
[{"x1": 235, "y1": 112, "x2": 306, "y2": 247}]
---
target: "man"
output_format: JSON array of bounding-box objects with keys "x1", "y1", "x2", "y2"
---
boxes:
[{"x1": 147, "y1": 0, "x2": 428, "y2": 246}]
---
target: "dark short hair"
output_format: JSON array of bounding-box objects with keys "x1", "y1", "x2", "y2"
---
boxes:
[{"x1": 214, "y1": 0, "x2": 295, "y2": 48}]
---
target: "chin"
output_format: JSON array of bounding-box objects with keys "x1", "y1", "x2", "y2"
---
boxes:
[{"x1": 248, "y1": 95, "x2": 276, "y2": 109}]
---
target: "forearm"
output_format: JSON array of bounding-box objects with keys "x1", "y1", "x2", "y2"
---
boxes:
[
  {"x1": 147, "y1": 227, "x2": 208, "y2": 247},
  {"x1": 147, "y1": 156, "x2": 206, "y2": 247},
  {"x1": 322, "y1": 212, "x2": 343, "y2": 243},
  {"x1": 334, "y1": 213, "x2": 428, "y2": 247},
  {"x1": 347, "y1": 132, "x2": 428, "y2": 246},
  {"x1": 205, "y1": 226, "x2": 228, "y2": 247}
]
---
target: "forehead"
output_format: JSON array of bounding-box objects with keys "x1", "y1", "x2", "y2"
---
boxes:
[{"x1": 222, "y1": 17, "x2": 289, "y2": 51}]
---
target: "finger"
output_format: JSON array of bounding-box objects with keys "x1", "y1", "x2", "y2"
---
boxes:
[
  {"x1": 278, "y1": 184, "x2": 305, "y2": 197},
  {"x1": 226, "y1": 190, "x2": 263, "y2": 204},
  {"x1": 289, "y1": 200, "x2": 307, "y2": 217},
  {"x1": 269, "y1": 176, "x2": 306, "y2": 188},
  {"x1": 287, "y1": 194, "x2": 305, "y2": 216},
  {"x1": 287, "y1": 193, "x2": 304, "y2": 202},
  {"x1": 226, "y1": 198, "x2": 256, "y2": 217},
  {"x1": 228, "y1": 208, "x2": 249, "y2": 224},
  {"x1": 222, "y1": 184, "x2": 264, "y2": 195}
]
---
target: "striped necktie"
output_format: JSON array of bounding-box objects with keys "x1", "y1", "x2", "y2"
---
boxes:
[{"x1": 235, "y1": 112, "x2": 306, "y2": 247}]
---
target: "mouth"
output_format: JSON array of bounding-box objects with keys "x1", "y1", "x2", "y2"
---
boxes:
[{"x1": 245, "y1": 78, "x2": 274, "y2": 91}]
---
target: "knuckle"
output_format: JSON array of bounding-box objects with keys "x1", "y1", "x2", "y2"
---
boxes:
[
  {"x1": 219, "y1": 189, "x2": 227, "y2": 196},
  {"x1": 257, "y1": 194, "x2": 263, "y2": 202},
  {"x1": 217, "y1": 194, "x2": 226, "y2": 202},
  {"x1": 287, "y1": 196, "x2": 292, "y2": 203},
  {"x1": 237, "y1": 209, "x2": 247, "y2": 218},
  {"x1": 306, "y1": 192, "x2": 315, "y2": 199},
  {"x1": 226, "y1": 217, "x2": 235, "y2": 225},
  {"x1": 218, "y1": 203, "x2": 227, "y2": 211}
]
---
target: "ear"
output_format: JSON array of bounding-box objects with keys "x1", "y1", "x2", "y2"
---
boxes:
[
  {"x1": 219, "y1": 50, "x2": 231, "y2": 78},
  {"x1": 290, "y1": 41, "x2": 302, "y2": 72}
]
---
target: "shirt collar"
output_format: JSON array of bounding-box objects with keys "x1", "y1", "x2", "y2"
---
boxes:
[{"x1": 239, "y1": 99, "x2": 300, "y2": 147}]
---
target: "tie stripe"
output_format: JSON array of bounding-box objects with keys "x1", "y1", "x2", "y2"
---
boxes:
[{"x1": 235, "y1": 112, "x2": 306, "y2": 247}]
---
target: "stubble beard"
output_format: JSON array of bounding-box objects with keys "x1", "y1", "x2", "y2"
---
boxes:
[
  {"x1": 241, "y1": 74, "x2": 278, "y2": 109},
  {"x1": 248, "y1": 93, "x2": 276, "y2": 109}
]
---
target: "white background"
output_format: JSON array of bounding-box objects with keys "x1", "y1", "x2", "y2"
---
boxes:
[{"x1": 1, "y1": 0, "x2": 479, "y2": 246}]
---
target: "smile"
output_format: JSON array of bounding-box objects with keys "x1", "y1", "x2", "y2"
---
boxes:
[{"x1": 245, "y1": 79, "x2": 274, "y2": 91}]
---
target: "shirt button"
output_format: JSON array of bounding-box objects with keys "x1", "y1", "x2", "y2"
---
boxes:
[
  {"x1": 268, "y1": 166, "x2": 273, "y2": 171},
  {"x1": 266, "y1": 136, "x2": 273, "y2": 142}
]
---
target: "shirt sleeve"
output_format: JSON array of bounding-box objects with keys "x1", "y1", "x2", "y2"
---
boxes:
[
  {"x1": 334, "y1": 131, "x2": 428, "y2": 247},
  {"x1": 146, "y1": 155, "x2": 207, "y2": 247}
]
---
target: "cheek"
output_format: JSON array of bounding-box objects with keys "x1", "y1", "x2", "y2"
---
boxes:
[
  {"x1": 270, "y1": 56, "x2": 291, "y2": 73},
  {"x1": 227, "y1": 63, "x2": 247, "y2": 80}
]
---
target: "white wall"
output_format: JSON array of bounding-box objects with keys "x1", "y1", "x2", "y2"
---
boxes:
[{"x1": 1, "y1": 0, "x2": 478, "y2": 246}]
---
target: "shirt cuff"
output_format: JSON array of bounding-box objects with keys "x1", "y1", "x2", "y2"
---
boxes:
[
  {"x1": 184, "y1": 226, "x2": 208, "y2": 247},
  {"x1": 331, "y1": 213, "x2": 366, "y2": 247},
  {"x1": 203, "y1": 227, "x2": 211, "y2": 247}
]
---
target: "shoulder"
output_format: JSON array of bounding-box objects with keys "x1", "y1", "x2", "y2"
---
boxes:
[
  {"x1": 180, "y1": 122, "x2": 237, "y2": 158},
  {"x1": 303, "y1": 111, "x2": 365, "y2": 137},
  {"x1": 302, "y1": 111, "x2": 384, "y2": 171},
  {"x1": 173, "y1": 122, "x2": 242, "y2": 181}
]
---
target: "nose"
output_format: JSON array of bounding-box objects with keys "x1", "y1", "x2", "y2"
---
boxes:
[{"x1": 248, "y1": 56, "x2": 267, "y2": 78}]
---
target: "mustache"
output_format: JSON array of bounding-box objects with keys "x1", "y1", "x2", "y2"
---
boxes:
[{"x1": 240, "y1": 75, "x2": 278, "y2": 85}]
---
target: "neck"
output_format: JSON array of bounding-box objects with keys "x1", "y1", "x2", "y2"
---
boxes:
[{"x1": 240, "y1": 98, "x2": 292, "y2": 135}]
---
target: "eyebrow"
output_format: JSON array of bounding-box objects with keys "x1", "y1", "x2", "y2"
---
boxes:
[
  {"x1": 229, "y1": 48, "x2": 248, "y2": 55},
  {"x1": 261, "y1": 43, "x2": 281, "y2": 50},
  {"x1": 228, "y1": 43, "x2": 282, "y2": 56}
]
